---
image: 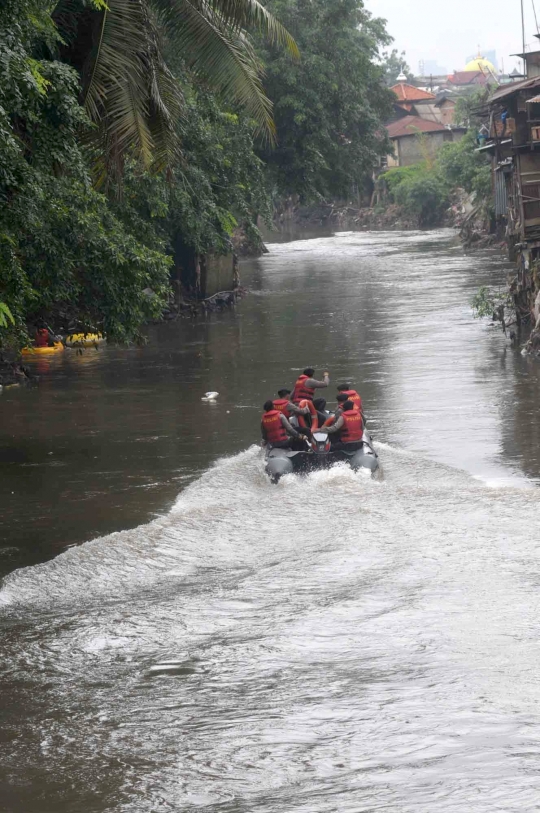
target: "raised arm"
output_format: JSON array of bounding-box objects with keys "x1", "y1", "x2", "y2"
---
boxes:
[{"x1": 305, "y1": 371, "x2": 330, "y2": 389}]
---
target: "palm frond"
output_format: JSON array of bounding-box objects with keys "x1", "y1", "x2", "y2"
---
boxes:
[
  {"x1": 208, "y1": 0, "x2": 299, "y2": 57},
  {"x1": 81, "y1": 0, "x2": 182, "y2": 173},
  {"x1": 152, "y1": 0, "x2": 298, "y2": 57},
  {"x1": 154, "y1": 0, "x2": 276, "y2": 138}
]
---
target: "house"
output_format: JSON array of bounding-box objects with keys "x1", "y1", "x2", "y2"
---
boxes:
[
  {"x1": 447, "y1": 70, "x2": 493, "y2": 90},
  {"x1": 386, "y1": 116, "x2": 458, "y2": 167},
  {"x1": 389, "y1": 82, "x2": 457, "y2": 124},
  {"x1": 391, "y1": 82, "x2": 436, "y2": 109},
  {"x1": 415, "y1": 54, "x2": 499, "y2": 96},
  {"x1": 480, "y1": 43, "x2": 540, "y2": 340},
  {"x1": 385, "y1": 83, "x2": 465, "y2": 167},
  {"x1": 483, "y1": 65, "x2": 540, "y2": 248}
]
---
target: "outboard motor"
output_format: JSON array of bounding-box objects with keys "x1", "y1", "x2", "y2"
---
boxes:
[
  {"x1": 265, "y1": 447, "x2": 295, "y2": 483},
  {"x1": 310, "y1": 431, "x2": 331, "y2": 454}
]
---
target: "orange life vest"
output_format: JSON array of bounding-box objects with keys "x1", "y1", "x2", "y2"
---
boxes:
[
  {"x1": 340, "y1": 409, "x2": 363, "y2": 443},
  {"x1": 292, "y1": 375, "x2": 315, "y2": 403},
  {"x1": 35, "y1": 328, "x2": 49, "y2": 348},
  {"x1": 272, "y1": 398, "x2": 290, "y2": 417},
  {"x1": 341, "y1": 389, "x2": 362, "y2": 412},
  {"x1": 262, "y1": 410, "x2": 288, "y2": 444}
]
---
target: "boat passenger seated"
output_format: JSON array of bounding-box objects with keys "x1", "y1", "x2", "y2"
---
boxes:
[
  {"x1": 34, "y1": 322, "x2": 53, "y2": 348},
  {"x1": 273, "y1": 389, "x2": 310, "y2": 419},
  {"x1": 325, "y1": 400, "x2": 363, "y2": 451},
  {"x1": 261, "y1": 400, "x2": 311, "y2": 449},
  {"x1": 291, "y1": 368, "x2": 329, "y2": 404},
  {"x1": 334, "y1": 392, "x2": 349, "y2": 416},
  {"x1": 336, "y1": 383, "x2": 363, "y2": 413}
]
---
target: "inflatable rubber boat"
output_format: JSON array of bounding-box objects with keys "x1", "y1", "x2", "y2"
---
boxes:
[
  {"x1": 265, "y1": 428, "x2": 378, "y2": 482},
  {"x1": 21, "y1": 342, "x2": 64, "y2": 356},
  {"x1": 65, "y1": 332, "x2": 105, "y2": 347},
  {"x1": 264, "y1": 398, "x2": 379, "y2": 482}
]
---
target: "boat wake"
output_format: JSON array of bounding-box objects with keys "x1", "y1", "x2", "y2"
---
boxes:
[{"x1": 1, "y1": 448, "x2": 540, "y2": 812}]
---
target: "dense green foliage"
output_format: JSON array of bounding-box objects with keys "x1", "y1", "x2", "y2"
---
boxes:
[
  {"x1": 0, "y1": 303, "x2": 14, "y2": 330},
  {"x1": 380, "y1": 49, "x2": 413, "y2": 86},
  {"x1": 0, "y1": 0, "x2": 172, "y2": 349},
  {"x1": 52, "y1": 0, "x2": 298, "y2": 179},
  {"x1": 453, "y1": 88, "x2": 491, "y2": 129},
  {"x1": 436, "y1": 132, "x2": 492, "y2": 199},
  {"x1": 257, "y1": 0, "x2": 395, "y2": 201},
  {"x1": 389, "y1": 166, "x2": 449, "y2": 226},
  {"x1": 1, "y1": 0, "x2": 401, "y2": 350},
  {"x1": 117, "y1": 81, "x2": 270, "y2": 264},
  {"x1": 381, "y1": 130, "x2": 492, "y2": 226},
  {"x1": 0, "y1": 0, "x2": 273, "y2": 349}
]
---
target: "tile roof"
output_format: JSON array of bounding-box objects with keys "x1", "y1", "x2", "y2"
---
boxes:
[
  {"x1": 391, "y1": 82, "x2": 436, "y2": 101},
  {"x1": 386, "y1": 115, "x2": 448, "y2": 138},
  {"x1": 448, "y1": 71, "x2": 490, "y2": 86}
]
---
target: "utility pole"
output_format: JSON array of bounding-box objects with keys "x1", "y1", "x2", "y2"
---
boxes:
[{"x1": 521, "y1": 0, "x2": 526, "y2": 74}]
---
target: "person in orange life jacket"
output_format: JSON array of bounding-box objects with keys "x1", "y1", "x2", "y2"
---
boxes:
[
  {"x1": 291, "y1": 367, "x2": 329, "y2": 404},
  {"x1": 325, "y1": 400, "x2": 364, "y2": 451},
  {"x1": 336, "y1": 383, "x2": 362, "y2": 413},
  {"x1": 261, "y1": 401, "x2": 311, "y2": 449},
  {"x1": 334, "y1": 392, "x2": 349, "y2": 415},
  {"x1": 273, "y1": 389, "x2": 310, "y2": 420},
  {"x1": 34, "y1": 320, "x2": 54, "y2": 348}
]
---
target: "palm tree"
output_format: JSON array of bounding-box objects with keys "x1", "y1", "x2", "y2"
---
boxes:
[{"x1": 53, "y1": 0, "x2": 297, "y2": 181}]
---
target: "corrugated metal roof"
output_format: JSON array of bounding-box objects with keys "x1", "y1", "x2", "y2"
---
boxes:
[
  {"x1": 414, "y1": 103, "x2": 442, "y2": 123},
  {"x1": 526, "y1": 94, "x2": 540, "y2": 103},
  {"x1": 386, "y1": 115, "x2": 447, "y2": 138},
  {"x1": 490, "y1": 75, "x2": 540, "y2": 102},
  {"x1": 494, "y1": 169, "x2": 507, "y2": 217}
]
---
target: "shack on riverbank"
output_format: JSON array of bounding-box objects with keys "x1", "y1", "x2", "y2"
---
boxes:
[{"x1": 481, "y1": 49, "x2": 540, "y2": 353}]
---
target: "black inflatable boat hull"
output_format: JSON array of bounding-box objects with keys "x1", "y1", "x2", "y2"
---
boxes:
[{"x1": 265, "y1": 434, "x2": 379, "y2": 482}]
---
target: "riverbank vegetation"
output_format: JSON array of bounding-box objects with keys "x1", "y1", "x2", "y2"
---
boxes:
[
  {"x1": 379, "y1": 133, "x2": 491, "y2": 228},
  {"x1": 374, "y1": 92, "x2": 492, "y2": 229},
  {"x1": 1, "y1": 0, "x2": 394, "y2": 352}
]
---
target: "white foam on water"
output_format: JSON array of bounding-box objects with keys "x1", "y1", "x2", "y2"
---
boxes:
[{"x1": 2, "y1": 445, "x2": 540, "y2": 812}]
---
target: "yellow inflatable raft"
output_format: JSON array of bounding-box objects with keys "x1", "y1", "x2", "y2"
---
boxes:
[
  {"x1": 21, "y1": 342, "x2": 64, "y2": 356},
  {"x1": 65, "y1": 333, "x2": 105, "y2": 347}
]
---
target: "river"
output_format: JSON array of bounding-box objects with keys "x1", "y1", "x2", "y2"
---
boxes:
[{"x1": 1, "y1": 228, "x2": 540, "y2": 811}]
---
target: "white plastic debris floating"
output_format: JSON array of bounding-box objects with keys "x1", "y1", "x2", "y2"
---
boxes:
[{"x1": 201, "y1": 391, "x2": 219, "y2": 401}]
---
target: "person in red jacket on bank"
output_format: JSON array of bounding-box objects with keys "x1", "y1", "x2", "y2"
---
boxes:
[
  {"x1": 261, "y1": 401, "x2": 311, "y2": 449},
  {"x1": 325, "y1": 400, "x2": 364, "y2": 451}
]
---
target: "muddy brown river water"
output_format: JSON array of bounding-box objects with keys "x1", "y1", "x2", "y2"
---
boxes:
[{"x1": 1, "y1": 228, "x2": 540, "y2": 812}]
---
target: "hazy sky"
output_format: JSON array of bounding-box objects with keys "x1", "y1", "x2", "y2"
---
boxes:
[{"x1": 365, "y1": 0, "x2": 539, "y2": 74}]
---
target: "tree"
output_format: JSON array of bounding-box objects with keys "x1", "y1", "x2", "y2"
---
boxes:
[
  {"x1": 257, "y1": 0, "x2": 394, "y2": 201},
  {"x1": 115, "y1": 76, "x2": 271, "y2": 288},
  {"x1": 52, "y1": 0, "x2": 298, "y2": 180},
  {"x1": 0, "y1": 0, "x2": 171, "y2": 348},
  {"x1": 380, "y1": 48, "x2": 413, "y2": 86},
  {"x1": 453, "y1": 87, "x2": 491, "y2": 129},
  {"x1": 436, "y1": 131, "x2": 491, "y2": 198}
]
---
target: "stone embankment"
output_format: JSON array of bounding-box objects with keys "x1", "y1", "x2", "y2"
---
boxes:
[
  {"x1": 273, "y1": 201, "x2": 419, "y2": 231},
  {"x1": 271, "y1": 191, "x2": 498, "y2": 237}
]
